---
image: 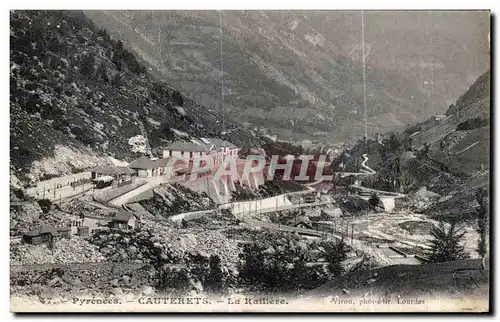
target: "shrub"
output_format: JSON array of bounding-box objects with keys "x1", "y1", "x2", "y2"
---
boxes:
[
  {"x1": 172, "y1": 90, "x2": 184, "y2": 107},
  {"x1": 238, "y1": 232, "x2": 344, "y2": 293},
  {"x1": 37, "y1": 199, "x2": 53, "y2": 214},
  {"x1": 79, "y1": 53, "x2": 96, "y2": 77}
]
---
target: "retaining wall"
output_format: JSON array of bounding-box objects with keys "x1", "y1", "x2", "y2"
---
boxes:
[{"x1": 229, "y1": 194, "x2": 292, "y2": 215}]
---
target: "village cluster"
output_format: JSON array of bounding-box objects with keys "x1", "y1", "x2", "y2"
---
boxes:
[
  {"x1": 20, "y1": 138, "x2": 241, "y2": 247},
  {"x1": 91, "y1": 137, "x2": 241, "y2": 187}
]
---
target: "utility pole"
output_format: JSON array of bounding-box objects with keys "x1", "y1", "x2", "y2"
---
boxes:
[{"x1": 361, "y1": 10, "x2": 368, "y2": 143}]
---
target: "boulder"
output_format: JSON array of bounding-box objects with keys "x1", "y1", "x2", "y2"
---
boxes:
[
  {"x1": 141, "y1": 286, "x2": 154, "y2": 296},
  {"x1": 111, "y1": 288, "x2": 124, "y2": 296},
  {"x1": 48, "y1": 277, "x2": 63, "y2": 287}
]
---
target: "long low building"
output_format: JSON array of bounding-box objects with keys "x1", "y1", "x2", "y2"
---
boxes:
[
  {"x1": 128, "y1": 156, "x2": 187, "y2": 178},
  {"x1": 163, "y1": 137, "x2": 239, "y2": 167}
]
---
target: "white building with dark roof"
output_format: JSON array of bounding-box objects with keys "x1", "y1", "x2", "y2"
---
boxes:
[
  {"x1": 109, "y1": 211, "x2": 139, "y2": 231},
  {"x1": 129, "y1": 156, "x2": 161, "y2": 178},
  {"x1": 163, "y1": 138, "x2": 239, "y2": 167}
]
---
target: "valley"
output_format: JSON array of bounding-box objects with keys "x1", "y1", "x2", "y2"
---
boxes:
[{"x1": 9, "y1": 9, "x2": 490, "y2": 313}]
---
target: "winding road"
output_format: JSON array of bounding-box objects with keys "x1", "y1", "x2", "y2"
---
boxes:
[
  {"x1": 360, "y1": 153, "x2": 376, "y2": 175},
  {"x1": 334, "y1": 153, "x2": 376, "y2": 177}
]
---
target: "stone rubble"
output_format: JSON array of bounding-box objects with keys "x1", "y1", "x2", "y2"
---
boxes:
[
  {"x1": 89, "y1": 227, "x2": 242, "y2": 265},
  {"x1": 11, "y1": 236, "x2": 105, "y2": 265}
]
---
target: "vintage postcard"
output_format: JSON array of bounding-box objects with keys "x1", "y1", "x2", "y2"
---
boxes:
[{"x1": 10, "y1": 9, "x2": 490, "y2": 313}]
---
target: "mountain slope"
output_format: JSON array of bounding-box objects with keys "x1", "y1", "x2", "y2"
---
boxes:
[
  {"x1": 10, "y1": 10, "x2": 264, "y2": 184},
  {"x1": 85, "y1": 10, "x2": 489, "y2": 142},
  {"x1": 411, "y1": 70, "x2": 490, "y2": 175},
  {"x1": 334, "y1": 70, "x2": 490, "y2": 222}
]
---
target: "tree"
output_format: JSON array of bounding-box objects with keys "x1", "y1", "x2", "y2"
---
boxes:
[
  {"x1": 378, "y1": 144, "x2": 388, "y2": 164},
  {"x1": 238, "y1": 232, "x2": 330, "y2": 292},
  {"x1": 79, "y1": 53, "x2": 96, "y2": 77},
  {"x1": 475, "y1": 188, "x2": 489, "y2": 257},
  {"x1": 399, "y1": 167, "x2": 412, "y2": 193},
  {"x1": 388, "y1": 132, "x2": 401, "y2": 152},
  {"x1": 368, "y1": 193, "x2": 380, "y2": 210},
  {"x1": 418, "y1": 143, "x2": 430, "y2": 159},
  {"x1": 112, "y1": 73, "x2": 123, "y2": 87},
  {"x1": 322, "y1": 239, "x2": 349, "y2": 277},
  {"x1": 402, "y1": 135, "x2": 413, "y2": 151},
  {"x1": 205, "y1": 255, "x2": 226, "y2": 294},
  {"x1": 96, "y1": 63, "x2": 109, "y2": 82},
  {"x1": 427, "y1": 221, "x2": 469, "y2": 263},
  {"x1": 172, "y1": 90, "x2": 184, "y2": 106}
]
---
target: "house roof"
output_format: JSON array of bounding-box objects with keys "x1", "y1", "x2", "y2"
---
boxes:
[
  {"x1": 91, "y1": 165, "x2": 136, "y2": 176},
  {"x1": 294, "y1": 221, "x2": 313, "y2": 229},
  {"x1": 24, "y1": 226, "x2": 60, "y2": 237},
  {"x1": 112, "y1": 211, "x2": 136, "y2": 222},
  {"x1": 166, "y1": 141, "x2": 209, "y2": 153},
  {"x1": 94, "y1": 175, "x2": 114, "y2": 182},
  {"x1": 205, "y1": 138, "x2": 237, "y2": 149},
  {"x1": 153, "y1": 157, "x2": 174, "y2": 167},
  {"x1": 166, "y1": 138, "x2": 238, "y2": 152},
  {"x1": 129, "y1": 156, "x2": 158, "y2": 169}
]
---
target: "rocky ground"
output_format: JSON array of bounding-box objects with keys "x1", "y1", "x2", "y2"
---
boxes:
[
  {"x1": 9, "y1": 171, "x2": 486, "y2": 302},
  {"x1": 11, "y1": 260, "x2": 154, "y2": 300},
  {"x1": 11, "y1": 237, "x2": 105, "y2": 265},
  {"x1": 140, "y1": 183, "x2": 216, "y2": 219},
  {"x1": 10, "y1": 199, "x2": 78, "y2": 237}
]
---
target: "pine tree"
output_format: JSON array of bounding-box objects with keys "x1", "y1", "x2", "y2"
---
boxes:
[
  {"x1": 399, "y1": 167, "x2": 412, "y2": 193},
  {"x1": 475, "y1": 188, "x2": 489, "y2": 257},
  {"x1": 205, "y1": 255, "x2": 225, "y2": 294},
  {"x1": 368, "y1": 192, "x2": 380, "y2": 210},
  {"x1": 427, "y1": 221, "x2": 469, "y2": 263},
  {"x1": 388, "y1": 132, "x2": 401, "y2": 151},
  {"x1": 324, "y1": 239, "x2": 348, "y2": 277}
]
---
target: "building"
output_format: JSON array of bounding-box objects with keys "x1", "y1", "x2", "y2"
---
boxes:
[
  {"x1": 77, "y1": 226, "x2": 90, "y2": 237},
  {"x1": 294, "y1": 221, "x2": 314, "y2": 230},
  {"x1": 22, "y1": 226, "x2": 71, "y2": 246},
  {"x1": 152, "y1": 157, "x2": 174, "y2": 176},
  {"x1": 204, "y1": 138, "x2": 239, "y2": 163},
  {"x1": 163, "y1": 141, "x2": 209, "y2": 160},
  {"x1": 129, "y1": 156, "x2": 160, "y2": 178},
  {"x1": 58, "y1": 227, "x2": 72, "y2": 238},
  {"x1": 109, "y1": 211, "x2": 139, "y2": 231},
  {"x1": 435, "y1": 114, "x2": 447, "y2": 122},
  {"x1": 163, "y1": 138, "x2": 239, "y2": 167},
  {"x1": 90, "y1": 165, "x2": 136, "y2": 185}
]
